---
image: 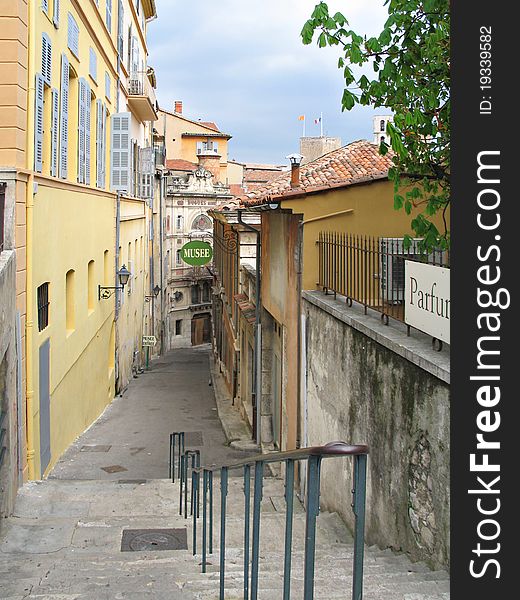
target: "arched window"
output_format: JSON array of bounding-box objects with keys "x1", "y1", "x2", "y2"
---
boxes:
[
  {"x1": 191, "y1": 285, "x2": 200, "y2": 305},
  {"x1": 380, "y1": 135, "x2": 385, "y2": 144},
  {"x1": 191, "y1": 213, "x2": 212, "y2": 231},
  {"x1": 380, "y1": 119, "x2": 385, "y2": 132},
  {"x1": 202, "y1": 281, "x2": 211, "y2": 303},
  {"x1": 176, "y1": 215, "x2": 183, "y2": 231}
]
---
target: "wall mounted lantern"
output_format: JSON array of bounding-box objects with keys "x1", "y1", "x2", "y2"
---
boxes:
[
  {"x1": 98, "y1": 265, "x2": 131, "y2": 300},
  {"x1": 145, "y1": 284, "x2": 161, "y2": 302}
]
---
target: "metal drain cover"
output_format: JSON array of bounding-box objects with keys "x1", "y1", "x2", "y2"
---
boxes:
[
  {"x1": 101, "y1": 465, "x2": 128, "y2": 473},
  {"x1": 121, "y1": 528, "x2": 187, "y2": 552},
  {"x1": 81, "y1": 445, "x2": 112, "y2": 452},
  {"x1": 184, "y1": 431, "x2": 204, "y2": 446}
]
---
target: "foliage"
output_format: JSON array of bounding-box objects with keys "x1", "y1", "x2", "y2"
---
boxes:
[{"x1": 301, "y1": 0, "x2": 450, "y2": 250}]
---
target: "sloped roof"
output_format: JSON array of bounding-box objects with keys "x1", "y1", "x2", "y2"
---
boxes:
[
  {"x1": 199, "y1": 121, "x2": 219, "y2": 131},
  {"x1": 239, "y1": 140, "x2": 393, "y2": 206},
  {"x1": 165, "y1": 159, "x2": 197, "y2": 171}
]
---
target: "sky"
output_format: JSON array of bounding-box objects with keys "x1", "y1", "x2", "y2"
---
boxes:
[{"x1": 147, "y1": 0, "x2": 389, "y2": 165}]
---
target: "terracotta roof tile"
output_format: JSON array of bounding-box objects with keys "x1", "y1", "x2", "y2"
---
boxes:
[
  {"x1": 198, "y1": 121, "x2": 219, "y2": 131},
  {"x1": 239, "y1": 140, "x2": 393, "y2": 206},
  {"x1": 165, "y1": 159, "x2": 198, "y2": 171}
]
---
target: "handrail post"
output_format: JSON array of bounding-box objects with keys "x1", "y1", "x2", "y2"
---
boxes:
[
  {"x1": 243, "y1": 464, "x2": 251, "y2": 600},
  {"x1": 283, "y1": 458, "x2": 295, "y2": 600},
  {"x1": 184, "y1": 452, "x2": 189, "y2": 518},
  {"x1": 219, "y1": 466, "x2": 229, "y2": 600},
  {"x1": 202, "y1": 469, "x2": 208, "y2": 573},
  {"x1": 192, "y1": 468, "x2": 198, "y2": 554},
  {"x1": 209, "y1": 469, "x2": 214, "y2": 554},
  {"x1": 352, "y1": 454, "x2": 367, "y2": 600},
  {"x1": 169, "y1": 433, "x2": 173, "y2": 481},
  {"x1": 303, "y1": 455, "x2": 321, "y2": 600},
  {"x1": 250, "y1": 460, "x2": 264, "y2": 600},
  {"x1": 179, "y1": 453, "x2": 185, "y2": 516},
  {"x1": 179, "y1": 432, "x2": 185, "y2": 480}
]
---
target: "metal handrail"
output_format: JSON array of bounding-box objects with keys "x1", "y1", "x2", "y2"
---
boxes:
[{"x1": 170, "y1": 437, "x2": 369, "y2": 600}]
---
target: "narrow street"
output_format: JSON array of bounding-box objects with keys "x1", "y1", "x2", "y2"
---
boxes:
[{"x1": 49, "y1": 345, "x2": 251, "y2": 481}]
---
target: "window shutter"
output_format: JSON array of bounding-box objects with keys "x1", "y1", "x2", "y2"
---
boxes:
[
  {"x1": 59, "y1": 53, "x2": 69, "y2": 179},
  {"x1": 117, "y1": 0, "x2": 124, "y2": 57},
  {"x1": 67, "y1": 13, "x2": 79, "y2": 58},
  {"x1": 105, "y1": 72, "x2": 111, "y2": 100},
  {"x1": 53, "y1": 0, "x2": 60, "y2": 28},
  {"x1": 50, "y1": 87, "x2": 59, "y2": 177},
  {"x1": 101, "y1": 103, "x2": 107, "y2": 187},
  {"x1": 89, "y1": 47, "x2": 97, "y2": 82},
  {"x1": 42, "y1": 0, "x2": 49, "y2": 14},
  {"x1": 85, "y1": 82, "x2": 91, "y2": 185},
  {"x1": 106, "y1": 0, "x2": 112, "y2": 32},
  {"x1": 41, "y1": 33, "x2": 52, "y2": 86},
  {"x1": 77, "y1": 78, "x2": 86, "y2": 183},
  {"x1": 34, "y1": 73, "x2": 45, "y2": 173},
  {"x1": 110, "y1": 112, "x2": 131, "y2": 192},
  {"x1": 96, "y1": 99, "x2": 103, "y2": 187}
]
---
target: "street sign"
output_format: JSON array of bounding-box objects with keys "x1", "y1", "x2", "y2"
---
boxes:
[
  {"x1": 142, "y1": 335, "x2": 157, "y2": 347},
  {"x1": 180, "y1": 240, "x2": 213, "y2": 266}
]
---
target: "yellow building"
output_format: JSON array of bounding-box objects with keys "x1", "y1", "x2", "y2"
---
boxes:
[
  {"x1": 0, "y1": 0, "x2": 158, "y2": 480},
  {"x1": 156, "y1": 103, "x2": 232, "y2": 183}
]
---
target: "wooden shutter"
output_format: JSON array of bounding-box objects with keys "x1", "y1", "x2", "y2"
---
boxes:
[
  {"x1": 50, "y1": 88, "x2": 59, "y2": 177},
  {"x1": 117, "y1": 0, "x2": 124, "y2": 57},
  {"x1": 42, "y1": 0, "x2": 49, "y2": 14},
  {"x1": 41, "y1": 33, "x2": 52, "y2": 86},
  {"x1": 105, "y1": 72, "x2": 111, "y2": 100},
  {"x1": 89, "y1": 47, "x2": 97, "y2": 82},
  {"x1": 101, "y1": 103, "x2": 107, "y2": 187},
  {"x1": 85, "y1": 82, "x2": 91, "y2": 185},
  {"x1": 59, "y1": 53, "x2": 69, "y2": 179},
  {"x1": 77, "y1": 78, "x2": 86, "y2": 183},
  {"x1": 106, "y1": 0, "x2": 112, "y2": 32},
  {"x1": 34, "y1": 74, "x2": 45, "y2": 173},
  {"x1": 53, "y1": 0, "x2": 60, "y2": 28},
  {"x1": 110, "y1": 112, "x2": 131, "y2": 192},
  {"x1": 67, "y1": 12, "x2": 79, "y2": 58},
  {"x1": 96, "y1": 99, "x2": 103, "y2": 187}
]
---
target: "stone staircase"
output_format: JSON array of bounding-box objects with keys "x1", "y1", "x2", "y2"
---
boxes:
[{"x1": 0, "y1": 477, "x2": 449, "y2": 599}]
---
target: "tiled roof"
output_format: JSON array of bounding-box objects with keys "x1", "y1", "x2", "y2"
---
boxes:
[
  {"x1": 229, "y1": 184, "x2": 245, "y2": 197},
  {"x1": 165, "y1": 159, "x2": 198, "y2": 171},
  {"x1": 199, "y1": 121, "x2": 219, "y2": 131},
  {"x1": 239, "y1": 140, "x2": 393, "y2": 206}
]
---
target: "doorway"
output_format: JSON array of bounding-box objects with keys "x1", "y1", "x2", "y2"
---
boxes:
[{"x1": 191, "y1": 313, "x2": 211, "y2": 346}]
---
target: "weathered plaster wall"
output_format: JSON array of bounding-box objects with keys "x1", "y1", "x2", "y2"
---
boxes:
[
  {"x1": 0, "y1": 250, "x2": 19, "y2": 526},
  {"x1": 303, "y1": 293, "x2": 450, "y2": 569}
]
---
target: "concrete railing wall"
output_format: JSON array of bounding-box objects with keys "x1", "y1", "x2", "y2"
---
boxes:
[{"x1": 302, "y1": 291, "x2": 450, "y2": 569}]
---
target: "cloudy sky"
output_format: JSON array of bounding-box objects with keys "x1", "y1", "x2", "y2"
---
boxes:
[{"x1": 148, "y1": 0, "x2": 388, "y2": 165}]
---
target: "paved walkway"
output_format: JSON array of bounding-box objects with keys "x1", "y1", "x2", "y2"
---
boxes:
[{"x1": 50, "y1": 345, "x2": 252, "y2": 481}]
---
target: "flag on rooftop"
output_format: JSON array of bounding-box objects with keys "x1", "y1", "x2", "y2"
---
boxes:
[{"x1": 298, "y1": 115, "x2": 305, "y2": 121}]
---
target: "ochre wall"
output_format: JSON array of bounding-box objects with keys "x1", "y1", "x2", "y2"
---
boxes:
[
  {"x1": 282, "y1": 179, "x2": 449, "y2": 291},
  {"x1": 31, "y1": 180, "x2": 115, "y2": 476}
]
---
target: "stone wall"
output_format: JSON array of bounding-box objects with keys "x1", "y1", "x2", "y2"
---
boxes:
[{"x1": 302, "y1": 291, "x2": 450, "y2": 569}]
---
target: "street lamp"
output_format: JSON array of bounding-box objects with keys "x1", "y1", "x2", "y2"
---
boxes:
[
  {"x1": 98, "y1": 264, "x2": 131, "y2": 300},
  {"x1": 145, "y1": 284, "x2": 161, "y2": 302}
]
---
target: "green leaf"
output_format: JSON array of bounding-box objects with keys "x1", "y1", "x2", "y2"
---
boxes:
[{"x1": 341, "y1": 89, "x2": 356, "y2": 110}]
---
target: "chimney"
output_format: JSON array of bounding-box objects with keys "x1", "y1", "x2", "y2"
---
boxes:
[
  {"x1": 290, "y1": 163, "x2": 300, "y2": 188},
  {"x1": 286, "y1": 153, "x2": 303, "y2": 188},
  {"x1": 174, "y1": 100, "x2": 183, "y2": 114}
]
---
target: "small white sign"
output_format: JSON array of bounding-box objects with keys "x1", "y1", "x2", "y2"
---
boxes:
[
  {"x1": 405, "y1": 261, "x2": 450, "y2": 343},
  {"x1": 142, "y1": 335, "x2": 157, "y2": 347}
]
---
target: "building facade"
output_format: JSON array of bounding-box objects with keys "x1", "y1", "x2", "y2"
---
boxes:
[{"x1": 0, "y1": 0, "x2": 159, "y2": 482}]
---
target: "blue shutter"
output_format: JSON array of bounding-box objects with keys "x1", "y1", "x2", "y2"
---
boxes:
[
  {"x1": 117, "y1": 0, "x2": 124, "y2": 57},
  {"x1": 110, "y1": 112, "x2": 131, "y2": 192},
  {"x1": 50, "y1": 88, "x2": 59, "y2": 177},
  {"x1": 85, "y1": 82, "x2": 91, "y2": 185},
  {"x1": 101, "y1": 103, "x2": 107, "y2": 187},
  {"x1": 77, "y1": 78, "x2": 87, "y2": 183},
  {"x1": 89, "y1": 47, "x2": 97, "y2": 82},
  {"x1": 96, "y1": 99, "x2": 102, "y2": 187},
  {"x1": 105, "y1": 72, "x2": 111, "y2": 101},
  {"x1": 42, "y1": 0, "x2": 49, "y2": 15},
  {"x1": 59, "y1": 53, "x2": 69, "y2": 179},
  {"x1": 53, "y1": 0, "x2": 60, "y2": 28},
  {"x1": 41, "y1": 33, "x2": 52, "y2": 86},
  {"x1": 34, "y1": 74, "x2": 45, "y2": 173},
  {"x1": 106, "y1": 0, "x2": 112, "y2": 32},
  {"x1": 67, "y1": 13, "x2": 79, "y2": 58}
]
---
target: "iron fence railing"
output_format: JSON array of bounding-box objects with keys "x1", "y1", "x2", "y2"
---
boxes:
[
  {"x1": 170, "y1": 433, "x2": 369, "y2": 600},
  {"x1": 317, "y1": 232, "x2": 449, "y2": 327}
]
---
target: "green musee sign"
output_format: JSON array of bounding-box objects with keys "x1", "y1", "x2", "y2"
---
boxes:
[{"x1": 180, "y1": 240, "x2": 213, "y2": 266}]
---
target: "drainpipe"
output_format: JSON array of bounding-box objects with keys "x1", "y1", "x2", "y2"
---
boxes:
[
  {"x1": 237, "y1": 209, "x2": 261, "y2": 446},
  {"x1": 25, "y1": 0, "x2": 37, "y2": 479},
  {"x1": 158, "y1": 171, "x2": 165, "y2": 353}
]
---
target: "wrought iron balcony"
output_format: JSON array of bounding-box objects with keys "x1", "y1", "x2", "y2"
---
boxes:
[{"x1": 127, "y1": 70, "x2": 158, "y2": 122}]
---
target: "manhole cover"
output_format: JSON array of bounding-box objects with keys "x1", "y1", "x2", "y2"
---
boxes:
[
  {"x1": 121, "y1": 528, "x2": 187, "y2": 552},
  {"x1": 81, "y1": 445, "x2": 112, "y2": 452},
  {"x1": 185, "y1": 431, "x2": 204, "y2": 446},
  {"x1": 101, "y1": 465, "x2": 128, "y2": 473}
]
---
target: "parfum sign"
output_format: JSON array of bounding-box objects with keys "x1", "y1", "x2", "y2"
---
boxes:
[{"x1": 405, "y1": 261, "x2": 450, "y2": 343}]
